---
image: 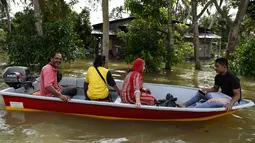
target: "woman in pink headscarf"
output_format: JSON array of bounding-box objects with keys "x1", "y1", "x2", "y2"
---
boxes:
[{"x1": 121, "y1": 58, "x2": 157, "y2": 106}]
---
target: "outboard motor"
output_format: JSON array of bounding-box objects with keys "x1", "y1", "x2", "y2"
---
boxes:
[{"x1": 2, "y1": 66, "x2": 36, "y2": 89}]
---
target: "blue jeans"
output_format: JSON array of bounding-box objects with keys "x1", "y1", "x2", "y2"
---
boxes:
[{"x1": 184, "y1": 92, "x2": 232, "y2": 108}]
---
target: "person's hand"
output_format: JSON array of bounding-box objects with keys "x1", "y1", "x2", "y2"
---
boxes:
[
  {"x1": 117, "y1": 89, "x2": 121, "y2": 95},
  {"x1": 224, "y1": 103, "x2": 233, "y2": 112},
  {"x1": 135, "y1": 101, "x2": 141, "y2": 107},
  {"x1": 145, "y1": 88, "x2": 151, "y2": 94},
  {"x1": 59, "y1": 95, "x2": 71, "y2": 102},
  {"x1": 141, "y1": 88, "x2": 151, "y2": 94}
]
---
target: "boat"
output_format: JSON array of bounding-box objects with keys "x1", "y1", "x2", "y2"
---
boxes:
[{"x1": 0, "y1": 75, "x2": 254, "y2": 121}]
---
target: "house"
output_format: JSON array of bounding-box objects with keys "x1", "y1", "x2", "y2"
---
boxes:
[
  {"x1": 91, "y1": 17, "x2": 135, "y2": 58},
  {"x1": 91, "y1": 17, "x2": 221, "y2": 59},
  {"x1": 183, "y1": 28, "x2": 221, "y2": 59}
]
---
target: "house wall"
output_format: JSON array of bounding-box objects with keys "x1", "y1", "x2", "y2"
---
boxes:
[
  {"x1": 198, "y1": 44, "x2": 210, "y2": 58},
  {"x1": 111, "y1": 36, "x2": 121, "y2": 57},
  {"x1": 92, "y1": 19, "x2": 133, "y2": 58},
  {"x1": 184, "y1": 38, "x2": 213, "y2": 58},
  {"x1": 95, "y1": 36, "x2": 121, "y2": 58},
  {"x1": 198, "y1": 39, "x2": 213, "y2": 58}
]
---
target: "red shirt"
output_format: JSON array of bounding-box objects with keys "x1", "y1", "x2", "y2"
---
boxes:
[{"x1": 39, "y1": 64, "x2": 61, "y2": 96}]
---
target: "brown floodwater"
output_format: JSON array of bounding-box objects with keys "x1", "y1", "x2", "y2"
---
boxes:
[{"x1": 0, "y1": 57, "x2": 254, "y2": 143}]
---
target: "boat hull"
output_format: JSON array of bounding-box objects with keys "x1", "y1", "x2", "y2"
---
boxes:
[{"x1": 2, "y1": 94, "x2": 236, "y2": 121}]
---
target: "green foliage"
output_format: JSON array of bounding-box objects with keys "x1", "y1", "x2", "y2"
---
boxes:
[
  {"x1": 7, "y1": 2, "x2": 83, "y2": 71},
  {"x1": 230, "y1": 36, "x2": 255, "y2": 77},
  {"x1": 118, "y1": 0, "x2": 193, "y2": 72},
  {"x1": 124, "y1": 0, "x2": 168, "y2": 26},
  {"x1": 7, "y1": 9, "x2": 40, "y2": 67},
  {"x1": 42, "y1": 20, "x2": 82, "y2": 63},
  {"x1": 0, "y1": 28, "x2": 6, "y2": 50},
  {"x1": 239, "y1": 1, "x2": 255, "y2": 39},
  {"x1": 118, "y1": 19, "x2": 193, "y2": 72},
  {"x1": 0, "y1": 19, "x2": 9, "y2": 32},
  {"x1": 174, "y1": 31, "x2": 193, "y2": 60},
  {"x1": 119, "y1": 0, "x2": 193, "y2": 72},
  {"x1": 198, "y1": 14, "x2": 229, "y2": 51},
  {"x1": 110, "y1": 6, "x2": 129, "y2": 20},
  {"x1": 118, "y1": 19, "x2": 165, "y2": 72},
  {"x1": 247, "y1": 0, "x2": 255, "y2": 21},
  {"x1": 73, "y1": 7, "x2": 93, "y2": 58}
]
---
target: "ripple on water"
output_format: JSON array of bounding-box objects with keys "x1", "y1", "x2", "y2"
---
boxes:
[
  {"x1": 111, "y1": 74, "x2": 122, "y2": 77},
  {"x1": 22, "y1": 129, "x2": 37, "y2": 136},
  {"x1": 111, "y1": 64, "x2": 120, "y2": 67},
  {"x1": 0, "y1": 118, "x2": 10, "y2": 131},
  {"x1": 0, "y1": 110, "x2": 7, "y2": 118},
  {"x1": 113, "y1": 70, "x2": 127, "y2": 74},
  {"x1": 232, "y1": 114, "x2": 243, "y2": 119},
  {"x1": 246, "y1": 138, "x2": 255, "y2": 142},
  {"x1": 150, "y1": 139, "x2": 189, "y2": 143},
  {"x1": 174, "y1": 140, "x2": 187, "y2": 143},
  {"x1": 93, "y1": 138, "x2": 128, "y2": 143}
]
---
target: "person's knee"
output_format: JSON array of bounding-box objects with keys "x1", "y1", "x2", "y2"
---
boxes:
[
  {"x1": 71, "y1": 87, "x2": 77, "y2": 95},
  {"x1": 72, "y1": 87, "x2": 77, "y2": 93},
  {"x1": 62, "y1": 87, "x2": 77, "y2": 97},
  {"x1": 196, "y1": 100, "x2": 226, "y2": 108},
  {"x1": 204, "y1": 93, "x2": 213, "y2": 100}
]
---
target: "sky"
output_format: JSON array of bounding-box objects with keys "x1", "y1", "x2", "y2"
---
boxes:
[
  {"x1": 9, "y1": 0, "x2": 236, "y2": 25},
  {"x1": 10, "y1": 0, "x2": 126, "y2": 25},
  {"x1": 70, "y1": 0, "x2": 127, "y2": 24}
]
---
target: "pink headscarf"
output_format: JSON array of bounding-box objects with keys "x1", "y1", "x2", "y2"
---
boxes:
[{"x1": 131, "y1": 58, "x2": 145, "y2": 77}]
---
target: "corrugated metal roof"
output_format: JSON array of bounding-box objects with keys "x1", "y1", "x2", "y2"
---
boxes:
[
  {"x1": 184, "y1": 33, "x2": 221, "y2": 39},
  {"x1": 91, "y1": 29, "x2": 117, "y2": 36}
]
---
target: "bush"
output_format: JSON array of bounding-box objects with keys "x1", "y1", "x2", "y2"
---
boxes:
[
  {"x1": 0, "y1": 29, "x2": 7, "y2": 51},
  {"x1": 230, "y1": 36, "x2": 255, "y2": 76},
  {"x1": 7, "y1": 7, "x2": 83, "y2": 71},
  {"x1": 118, "y1": 19, "x2": 193, "y2": 72},
  {"x1": 118, "y1": 19, "x2": 165, "y2": 72}
]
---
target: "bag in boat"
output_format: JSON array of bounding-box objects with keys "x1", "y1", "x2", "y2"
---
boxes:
[{"x1": 157, "y1": 93, "x2": 178, "y2": 107}]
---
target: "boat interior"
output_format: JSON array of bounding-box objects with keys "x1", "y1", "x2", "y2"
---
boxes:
[{"x1": 1, "y1": 77, "x2": 252, "y2": 108}]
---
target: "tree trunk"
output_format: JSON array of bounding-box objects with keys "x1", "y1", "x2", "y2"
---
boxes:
[
  {"x1": 165, "y1": 0, "x2": 174, "y2": 70},
  {"x1": 174, "y1": 0, "x2": 179, "y2": 18},
  {"x1": 191, "y1": 0, "x2": 201, "y2": 70},
  {"x1": 102, "y1": 0, "x2": 109, "y2": 67},
  {"x1": 175, "y1": 0, "x2": 213, "y2": 35},
  {"x1": 5, "y1": 1, "x2": 11, "y2": 33},
  {"x1": 208, "y1": 14, "x2": 216, "y2": 29},
  {"x1": 226, "y1": 0, "x2": 249, "y2": 59},
  {"x1": 184, "y1": 7, "x2": 192, "y2": 23},
  {"x1": 33, "y1": 0, "x2": 42, "y2": 36}
]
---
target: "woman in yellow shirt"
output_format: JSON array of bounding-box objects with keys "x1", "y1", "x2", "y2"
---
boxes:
[{"x1": 84, "y1": 55, "x2": 121, "y2": 101}]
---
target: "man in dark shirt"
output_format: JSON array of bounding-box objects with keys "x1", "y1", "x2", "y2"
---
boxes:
[{"x1": 179, "y1": 58, "x2": 241, "y2": 111}]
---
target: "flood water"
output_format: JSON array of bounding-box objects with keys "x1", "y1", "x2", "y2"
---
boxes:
[{"x1": 0, "y1": 56, "x2": 255, "y2": 143}]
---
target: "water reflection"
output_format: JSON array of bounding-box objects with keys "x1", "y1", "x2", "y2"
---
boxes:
[{"x1": 0, "y1": 109, "x2": 254, "y2": 143}]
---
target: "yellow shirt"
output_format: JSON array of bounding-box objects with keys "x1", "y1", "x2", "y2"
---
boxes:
[{"x1": 85, "y1": 66, "x2": 109, "y2": 100}]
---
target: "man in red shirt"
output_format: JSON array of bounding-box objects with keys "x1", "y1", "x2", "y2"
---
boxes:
[{"x1": 39, "y1": 52, "x2": 77, "y2": 102}]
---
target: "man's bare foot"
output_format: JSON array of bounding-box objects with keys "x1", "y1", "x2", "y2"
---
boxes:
[{"x1": 178, "y1": 104, "x2": 187, "y2": 108}]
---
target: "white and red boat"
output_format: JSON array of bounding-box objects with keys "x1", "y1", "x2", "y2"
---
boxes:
[{"x1": 0, "y1": 67, "x2": 254, "y2": 121}]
